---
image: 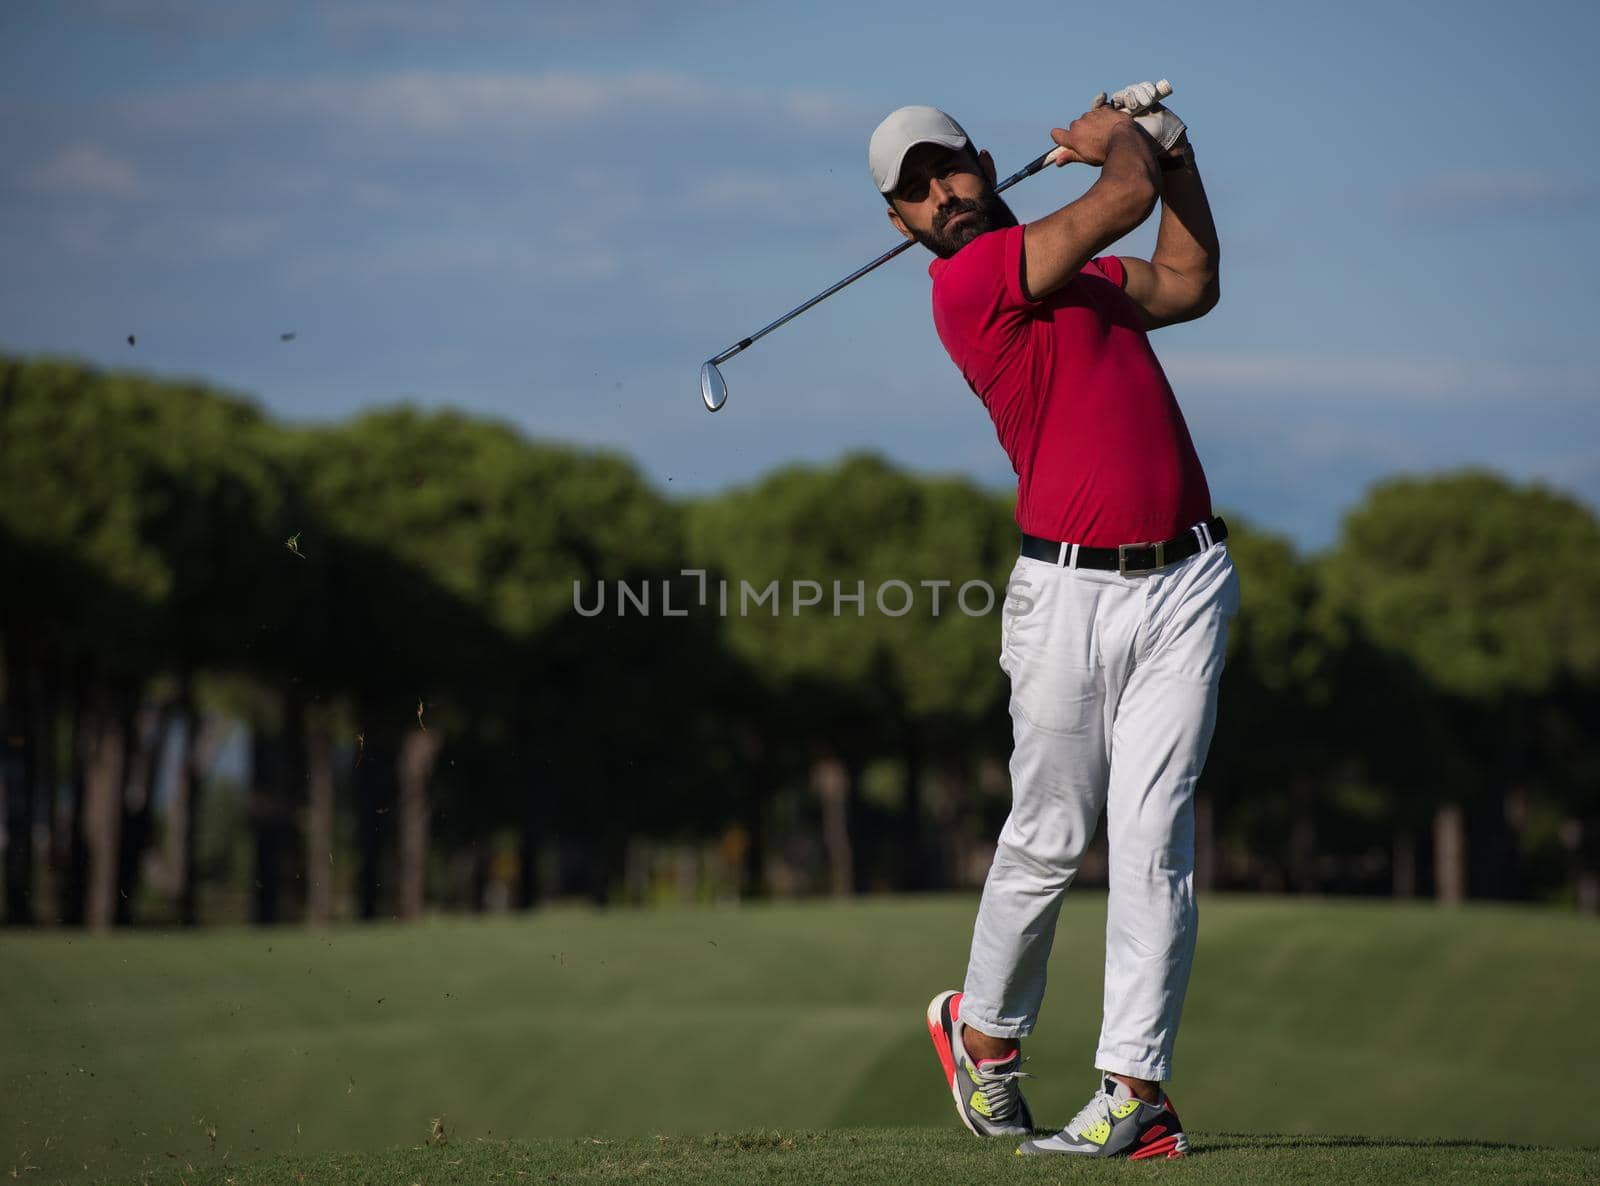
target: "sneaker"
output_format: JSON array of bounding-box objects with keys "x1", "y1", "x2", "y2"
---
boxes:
[
  {"x1": 1016, "y1": 1072, "x2": 1189, "y2": 1159},
  {"x1": 925, "y1": 990, "x2": 1034, "y2": 1137}
]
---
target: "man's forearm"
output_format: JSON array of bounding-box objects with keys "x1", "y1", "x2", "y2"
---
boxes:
[
  {"x1": 1096, "y1": 131, "x2": 1162, "y2": 234},
  {"x1": 1022, "y1": 128, "x2": 1159, "y2": 302},
  {"x1": 1150, "y1": 153, "x2": 1220, "y2": 295}
]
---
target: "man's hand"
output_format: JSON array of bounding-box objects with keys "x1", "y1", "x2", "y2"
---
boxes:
[
  {"x1": 1107, "y1": 80, "x2": 1164, "y2": 114},
  {"x1": 1111, "y1": 80, "x2": 1188, "y2": 154},
  {"x1": 1134, "y1": 106, "x2": 1187, "y2": 154},
  {"x1": 1075, "y1": 80, "x2": 1186, "y2": 157},
  {"x1": 1048, "y1": 105, "x2": 1147, "y2": 168}
]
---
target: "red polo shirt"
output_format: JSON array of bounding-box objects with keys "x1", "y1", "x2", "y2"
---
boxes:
[{"x1": 929, "y1": 223, "x2": 1211, "y2": 547}]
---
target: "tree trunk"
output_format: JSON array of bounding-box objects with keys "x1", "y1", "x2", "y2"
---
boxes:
[
  {"x1": 2, "y1": 626, "x2": 36, "y2": 925},
  {"x1": 581, "y1": 757, "x2": 625, "y2": 905},
  {"x1": 251, "y1": 684, "x2": 306, "y2": 926},
  {"x1": 741, "y1": 759, "x2": 768, "y2": 898},
  {"x1": 469, "y1": 838, "x2": 488, "y2": 912},
  {"x1": 174, "y1": 682, "x2": 225, "y2": 927},
  {"x1": 1392, "y1": 827, "x2": 1416, "y2": 898},
  {"x1": 1574, "y1": 816, "x2": 1600, "y2": 916},
  {"x1": 304, "y1": 713, "x2": 337, "y2": 925},
  {"x1": 1194, "y1": 794, "x2": 1216, "y2": 893},
  {"x1": 354, "y1": 710, "x2": 397, "y2": 920},
  {"x1": 927, "y1": 758, "x2": 970, "y2": 891},
  {"x1": 115, "y1": 695, "x2": 176, "y2": 925},
  {"x1": 79, "y1": 678, "x2": 130, "y2": 932},
  {"x1": 812, "y1": 751, "x2": 854, "y2": 897},
  {"x1": 63, "y1": 661, "x2": 92, "y2": 926},
  {"x1": 1289, "y1": 776, "x2": 1317, "y2": 894},
  {"x1": 898, "y1": 731, "x2": 925, "y2": 892},
  {"x1": 1497, "y1": 784, "x2": 1529, "y2": 901},
  {"x1": 396, "y1": 724, "x2": 440, "y2": 920},
  {"x1": 1433, "y1": 802, "x2": 1467, "y2": 904},
  {"x1": 250, "y1": 717, "x2": 283, "y2": 925},
  {"x1": 517, "y1": 822, "x2": 540, "y2": 909},
  {"x1": 36, "y1": 658, "x2": 63, "y2": 924},
  {"x1": 1578, "y1": 870, "x2": 1600, "y2": 916}
]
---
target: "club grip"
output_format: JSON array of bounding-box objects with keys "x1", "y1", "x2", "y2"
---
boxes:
[
  {"x1": 1112, "y1": 79, "x2": 1173, "y2": 114},
  {"x1": 1046, "y1": 79, "x2": 1175, "y2": 165}
]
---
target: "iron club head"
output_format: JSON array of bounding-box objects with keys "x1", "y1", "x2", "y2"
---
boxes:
[{"x1": 700, "y1": 361, "x2": 728, "y2": 413}]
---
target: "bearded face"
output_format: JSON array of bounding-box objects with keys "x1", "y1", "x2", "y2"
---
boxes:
[
  {"x1": 888, "y1": 145, "x2": 1018, "y2": 259},
  {"x1": 910, "y1": 186, "x2": 1018, "y2": 259}
]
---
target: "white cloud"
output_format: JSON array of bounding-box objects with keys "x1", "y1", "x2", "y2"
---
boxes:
[
  {"x1": 56, "y1": 212, "x2": 115, "y2": 256},
  {"x1": 1390, "y1": 171, "x2": 1593, "y2": 222},
  {"x1": 784, "y1": 88, "x2": 874, "y2": 132},
  {"x1": 316, "y1": 0, "x2": 731, "y2": 44},
  {"x1": 121, "y1": 68, "x2": 859, "y2": 144},
  {"x1": 684, "y1": 169, "x2": 851, "y2": 215},
  {"x1": 127, "y1": 70, "x2": 705, "y2": 134},
  {"x1": 278, "y1": 232, "x2": 620, "y2": 287},
  {"x1": 26, "y1": 144, "x2": 146, "y2": 198},
  {"x1": 85, "y1": 0, "x2": 729, "y2": 42},
  {"x1": 183, "y1": 214, "x2": 284, "y2": 259},
  {"x1": 1164, "y1": 352, "x2": 1598, "y2": 402},
  {"x1": 86, "y1": 0, "x2": 280, "y2": 36}
]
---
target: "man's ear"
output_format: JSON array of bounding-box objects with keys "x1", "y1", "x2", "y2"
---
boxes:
[
  {"x1": 978, "y1": 149, "x2": 997, "y2": 187},
  {"x1": 887, "y1": 202, "x2": 914, "y2": 242}
]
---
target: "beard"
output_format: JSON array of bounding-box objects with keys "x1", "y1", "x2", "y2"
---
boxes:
[{"x1": 912, "y1": 188, "x2": 1019, "y2": 259}]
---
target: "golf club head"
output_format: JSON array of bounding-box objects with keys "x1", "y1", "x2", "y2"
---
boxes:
[{"x1": 700, "y1": 361, "x2": 728, "y2": 412}]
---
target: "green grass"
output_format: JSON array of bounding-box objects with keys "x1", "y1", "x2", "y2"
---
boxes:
[
  {"x1": 3, "y1": 895, "x2": 1597, "y2": 1185},
  {"x1": 48, "y1": 1129, "x2": 1600, "y2": 1186}
]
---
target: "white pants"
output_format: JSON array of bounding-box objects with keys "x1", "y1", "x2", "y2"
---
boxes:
[{"x1": 960, "y1": 536, "x2": 1239, "y2": 1082}]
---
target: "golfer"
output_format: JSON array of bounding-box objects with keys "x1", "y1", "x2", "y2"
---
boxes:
[{"x1": 869, "y1": 86, "x2": 1236, "y2": 1159}]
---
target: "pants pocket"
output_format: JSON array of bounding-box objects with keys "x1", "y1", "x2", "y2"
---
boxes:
[{"x1": 1009, "y1": 654, "x2": 1104, "y2": 736}]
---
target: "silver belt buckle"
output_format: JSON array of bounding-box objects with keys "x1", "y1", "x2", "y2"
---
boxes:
[{"x1": 1118, "y1": 540, "x2": 1165, "y2": 576}]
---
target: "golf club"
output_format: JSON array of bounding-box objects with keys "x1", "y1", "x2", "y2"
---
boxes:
[{"x1": 700, "y1": 81, "x2": 1172, "y2": 412}]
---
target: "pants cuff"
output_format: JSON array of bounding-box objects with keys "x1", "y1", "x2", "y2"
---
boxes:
[
  {"x1": 1095, "y1": 1053, "x2": 1172, "y2": 1082},
  {"x1": 957, "y1": 1001, "x2": 1033, "y2": 1040}
]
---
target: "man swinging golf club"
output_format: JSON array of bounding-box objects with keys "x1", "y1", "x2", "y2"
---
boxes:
[{"x1": 870, "y1": 83, "x2": 1238, "y2": 1159}]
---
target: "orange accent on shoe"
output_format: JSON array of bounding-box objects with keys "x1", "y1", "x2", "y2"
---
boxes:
[
  {"x1": 1130, "y1": 1134, "x2": 1184, "y2": 1160},
  {"x1": 926, "y1": 1017, "x2": 955, "y2": 1088},
  {"x1": 926, "y1": 995, "x2": 960, "y2": 1088}
]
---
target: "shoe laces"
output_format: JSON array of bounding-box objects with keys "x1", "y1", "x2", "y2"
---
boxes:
[
  {"x1": 1062, "y1": 1087, "x2": 1114, "y2": 1138},
  {"x1": 971, "y1": 1057, "x2": 1033, "y2": 1123}
]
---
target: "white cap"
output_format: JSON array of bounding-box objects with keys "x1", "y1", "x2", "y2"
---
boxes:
[{"x1": 868, "y1": 105, "x2": 971, "y2": 195}]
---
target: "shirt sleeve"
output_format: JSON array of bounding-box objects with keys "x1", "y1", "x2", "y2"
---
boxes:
[
  {"x1": 1089, "y1": 254, "x2": 1127, "y2": 289},
  {"x1": 931, "y1": 225, "x2": 1040, "y2": 351}
]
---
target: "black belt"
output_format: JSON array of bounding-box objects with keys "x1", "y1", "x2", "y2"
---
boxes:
[{"x1": 1020, "y1": 516, "x2": 1228, "y2": 575}]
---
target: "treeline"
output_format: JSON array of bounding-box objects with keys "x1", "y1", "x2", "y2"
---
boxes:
[{"x1": 1, "y1": 354, "x2": 1596, "y2": 927}]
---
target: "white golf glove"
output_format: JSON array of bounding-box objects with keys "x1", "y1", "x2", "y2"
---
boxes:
[{"x1": 1095, "y1": 80, "x2": 1187, "y2": 152}]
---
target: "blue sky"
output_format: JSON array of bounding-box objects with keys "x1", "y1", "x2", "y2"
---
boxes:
[{"x1": 2, "y1": 0, "x2": 1596, "y2": 548}]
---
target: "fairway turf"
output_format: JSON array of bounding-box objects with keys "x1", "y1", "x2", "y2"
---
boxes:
[
  {"x1": 3, "y1": 896, "x2": 1597, "y2": 1183},
  {"x1": 64, "y1": 1129, "x2": 1600, "y2": 1186}
]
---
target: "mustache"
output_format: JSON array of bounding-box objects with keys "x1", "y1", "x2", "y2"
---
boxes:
[{"x1": 934, "y1": 198, "x2": 984, "y2": 233}]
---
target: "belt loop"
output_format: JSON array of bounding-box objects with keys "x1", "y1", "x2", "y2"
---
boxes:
[
  {"x1": 1057, "y1": 540, "x2": 1068, "y2": 566},
  {"x1": 1068, "y1": 543, "x2": 1080, "y2": 569},
  {"x1": 1192, "y1": 524, "x2": 1205, "y2": 551}
]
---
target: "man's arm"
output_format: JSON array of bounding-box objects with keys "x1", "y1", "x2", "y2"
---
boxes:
[
  {"x1": 1119, "y1": 135, "x2": 1221, "y2": 329},
  {"x1": 1021, "y1": 107, "x2": 1160, "y2": 303}
]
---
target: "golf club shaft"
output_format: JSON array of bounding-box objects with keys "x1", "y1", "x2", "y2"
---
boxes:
[
  {"x1": 702, "y1": 79, "x2": 1174, "y2": 410},
  {"x1": 706, "y1": 145, "x2": 1056, "y2": 371},
  {"x1": 708, "y1": 239, "x2": 913, "y2": 368}
]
